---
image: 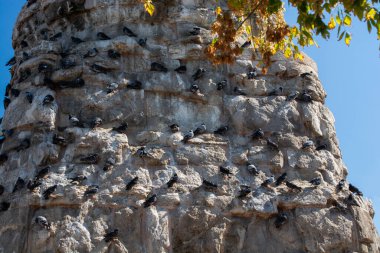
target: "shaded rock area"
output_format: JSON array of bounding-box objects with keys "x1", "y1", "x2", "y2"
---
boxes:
[{"x1": 0, "y1": 0, "x2": 379, "y2": 252}]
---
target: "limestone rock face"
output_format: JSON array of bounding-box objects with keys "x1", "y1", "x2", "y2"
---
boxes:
[{"x1": 1, "y1": 0, "x2": 379, "y2": 252}]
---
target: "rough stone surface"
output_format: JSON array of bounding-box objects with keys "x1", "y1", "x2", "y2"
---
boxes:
[{"x1": 0, "y1": 0, "x2": 379, "y2": 252}]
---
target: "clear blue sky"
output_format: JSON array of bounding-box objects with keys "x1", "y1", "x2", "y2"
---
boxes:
[{"x1": 1, "y1": 1, "x2": 379, "y2": 228}]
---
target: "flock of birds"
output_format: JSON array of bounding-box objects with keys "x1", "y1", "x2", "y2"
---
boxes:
[{"x1": 0, "y1": 0, "x2": 364, "y2": 243}]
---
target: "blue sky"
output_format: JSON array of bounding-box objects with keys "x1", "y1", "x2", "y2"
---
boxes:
[{"x1": 1, "y1": 1, "x2": 379, "y2": 228}]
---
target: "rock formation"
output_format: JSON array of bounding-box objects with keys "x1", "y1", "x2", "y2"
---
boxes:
[{"x1": 0, "y1": 0, "x2": 379, "y2": 252}]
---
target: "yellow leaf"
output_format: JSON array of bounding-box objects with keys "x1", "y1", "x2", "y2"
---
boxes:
[
  {"x1": 328, "y1": 17, "x2": 336, "y2": 29},
  {"x1": 345, "y1": 33, "x2": 351, "y2": 46},
  {"x1": 343, "y1": 16, "x2": 352, "y2": 26},
  {"x1": 366, "y1": 9, "x2": 376, "y2": 20},
  {"x1": 336, "y1": 15, "x2": 341, "y2": 25},
  {"x1": 144, "y1": 1, "x2": 155, "y2": 16},
  {"x1": 294, "y1": 52, "x2": 304, "y2": 61},
  {"x1": 290, "y1": 27, "x2": 298, "y2": 37},
  {"x1": 284, "y1": 47, "x2": 292, "y2": 58},
  {"x1": 216, "y1": 6, "x2": 222, "y2": 15}
]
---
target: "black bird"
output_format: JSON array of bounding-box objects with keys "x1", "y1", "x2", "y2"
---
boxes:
[
  {"x1": 346, "y1": 193, "x2": 360, "y2": 206},
  {"x1": 61, "y1": 58, "x2": 76, "y2": 69},
  {"x1": 275, "y1": 173, "x2": 287, "y2": 186},
  {"x1": 0, "y1": 202, "x2": 10, "y2": 212},
  {"x1": 12, "y1": 177, "x2": 26, "y2": 193},
  {"x1": 189, "y1": 27, "x2": 201, "y2": 36},
  {"x1": 71, "y1": 36, "x2": 85, "y2": 44},
  {"x1": 247, "y1": 163, "x2": 259, "y2": 176},
  {"x1": 27, "y1": 180, "x2": 42, "y2": 191},
  {"x1": 26, "y1": 0, "x2": 37, "y2": 7},
  {"x1": 80, "y1": 154, "x2": 100, "y2": 164},
  {"x1": 143, "y1": 194, "x2": 157, "y2": 208},
  {"x1": 285, "y1": 181, "x2": 302, "y2": 191},
  {"x1": 182, "y1": 130, "x2": 194, "y2": 143},
  {"x1": 309, "y1": 177, "x2": 321, "y2": 186},
  {"x1": 238, "y1": 185, "x2": 252, "y2": 198},
  {"x1": 274, "y1": 213, "x2": 288, "y2": 228},
  {"x1": 91, "y1": 64, "x2": 111, "y2": 73},
  {"x1": 194, "y1": 123, "x2": 206, "y2": 136},
  {"x1": 268, "y1": 87, "x2": 283, "y2": 96},
  {"x1": 261, "y1": 176, "x2": 275, "y2": 187},
  {"x1": 266, "y1": 138, "x2": 279, "y2": 151},
  {"x1": 104, "y1": 229, "x2": 119, "y2": 242},
  {"x1": 4, "y1": 97, "x2": 10, "y2": 109},
  {"x1": 252, "y1": 128, "x2": 264, "y2": 139},
  {"x1": 151, "y1": 62, "x2": 168, "y2": 72},
  {"x1": 16, "y1": 138, "x2": 31, "y2": 152},
  {"x1": 35, "y1": 166, "x2": 50, "y2": 180},
  {"x1": 241, "y1": 41, "x2": 251, "y2": 48},
  {"x1": 69, "y1": 175, "x2": 87, "y2": 184},
  {"x1": 126, "y1": 176, "x2": 139, "y2": 191},
  {"x1": 49, "y1": 32, "x2": 62, "y2": 41},
  {"x1": 302, "y1": 140, "x2": 314, "y2": 149},
  {"x1": 103, "y1": 157, "x2": 116, "y2": 172},
  {"x1": 174, "y1": 65, "x2": 187, "y2": 73},
  {"x1": 91, "y1": 117, "x2": 102, "y2": 128},
  {"x1": 316, "y1": 144, "x2": 328, "y2": 151},
  {"x1": 123, "y1": 27, "x2": 137, "y2": 37},
  {"x1": 217, "y1": 80, "x2": 227, "y2": 90},
  {"x1": 247, "y1": 69, "x2": 257, "y2": 79},
  {"x1": 192, "y1": 68, "x2": 206, "y2": 81},
  {"x1": 300, "y1": 72, "x2": 313, "y2": 78},
  {"x1": 337, "y1": 179, "x2": 346, "y2": 191},
  {"x1": 38, "y1": 63, "x2": 53, "y2": 73},
  {"x1": 298, "y1": 90, "x2": 312, "y2": 102},
  {"x1": 220, "y1": 166, "x2": 233, "y2": 176},
  {"x1": 190, "y1": 84, "x2": 200, "y2": 94},
  {"x1": 113, "y1": 123, "x2": 128, "y2": 134},
  {"x1": 169, "y1": 124, "x2": 180, "y2": 133},
  {"x1": 108, "y1": 49, "x2": 121, "y2": 59},
  {"x1": 84, "y1": 48, "x2": 98, "y2": 58},
  {"x1": 167, "y1": 173, "x2": 178, "y2": 188},
  {"x1": 20, "y1": 40, "x2": 29, "y2": 48},
  {"x1": 203, "y1": 179, "x2": 218, "y2": 189},
  {"x1": 214, "y1": 126, "x2": 228, "y2": 135},
  {"x1": 97, "y1": 32, "x2": 111, "y2": 40},
  {"x1": 43, "y1": 95, "x2": 54, "y2": 105},
  {"x1": 349, "y1": 183, "x2": 363, "y2": 196},
  {"x1": 43, "y1": 185, "x2": 57, "y2": 200},
  {"x1": 138, "y1": 38, "x2": 147, "y2": 47},
  {"x1": 84, "y1": 185, "x2": 99, "y2": 196},
  {"x1": 53, "y1": 134, "x2": 67, "y2": 146},
  {"x1": 11, "y1": 89, "x2": 20, "y2": 97},
  {"x1": 234, "y1": 87, "x2": 247, "y2": 96},
  {"x1": 137, "y1": 147, "x2": 148, "y2": 158},
  {"x1": 0, "y1": 185, "x2": 4, "y2": 195},
  {"x1": 69, "y1": 114, "x2": 80, "y2": 127},
  {"x1": 5, "y1": 83, "x2": 11, "y2": 97},
  {"x1": 127, "y1": 80, "x2": 143, "y2": 90},
  {"x1": 35, "y1": 216, "x2": 51, "y2": 230},
  {"x1": 5, "y1": 56, "x2": 16, "y2": 66},
  {"x1": 106, "y1": 82, "x2": 119, "y2": 93}
]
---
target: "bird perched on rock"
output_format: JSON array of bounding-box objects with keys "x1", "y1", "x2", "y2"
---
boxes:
[
  {"x1": 71, "y1": 36, "x2": 85, "y2": 44},
  {"x1": 113, "y1": 123, "x2": 128, "y2": 134},
  {"x1": 10, "y1": 89, "x2": 20, "y2": 97},
  {"x1": 287, "y1": 91, "x2": 299, "y2": 101},
  {"x1": 138, "y1": 38, "x2": 147, "y2": 47},
  {"x1": 220, "y1": 166, "x2": 233, "y2": 176},
  {"x1": 252, "y1": 128, "x2": 264, "y2": 140},
  {"x1": 275, "y1": 173, "x2": 287, "y2": 186},
  {"x1": 84, "y1": 185, "x2": 99, "y2": 196},
  {"x1": 91, "y1": 117, "x2": 102, "y2": 128},
  {"x1": 12, "y1": 177, "x2": 26, "y2": 193},
  {"x1": 268, "y1": 87, "x2": 283, "y2": 96},
  {"x1": 182, "y1": 130, "x2": 194, "y2": 143},
  {"x1": 35, "y1": 166, "x2": 50, "y2": 180},
  {"x1": 151, "y1": 62, "x2": 168, "y2": 72},
  {"x1": 0, "y1": 185, "x2": 4, "y2": 195},
  {"x1": 233, "y1": 87, "x2": 247, "y2": 96},
  {"x1": 346, "y1": 193, "x2": 360, "y2": 207},
  {"x1": 190, "y1": 84, "x2": 200, "y2": 94},
  {"x1": 103, "y1": 157, "x2": 116, "y2": 172},
  {"x1": 108, "y1": 49, "x2": 121, "y2": 59},
  {"x1": 238, "y1": 185, "x2": 252, "y2": 198},
  {"x1": 309, "y1": 177, "x2": 321, "y2": 186},
  {"x1": 189, "y1": 27, "x2": 201, "y2": 36},
  {"x1": 97, "y1": 32, "x2": 111, "y2": 40},
  {"x1": 27, "y1": 180, "x2": 42, "y2": 191},
  {"x1": 35, "y1": 216, "x2": 51, "y2": 230},
  {"x1": 143, "y1": 194, "x2": 157, "y2": 208},
  {"x1": 42, "y1": 95, "x2": 54, "y2": 106},
  {"x1": 316, "y1": 144, "x2": 328, "y2": 151},
  {"x1": 349, "y1": 183, "x2": 363, "y2": 196},
  {"x1": 247, "y1": 163, "x2": 259, "y2": 176},
  {"x1": 167, "y1": 173, "x2": 179, "y2": 188},
  {"x1": 266, "y1": 138, "x2": 279, "y2": 151},
  {"x1": 127, "y1": 80, "x2": 143, "y2": 90},
  {"x1": 300, "y1": 72, "x2": 313, "y2": 78},
  {"x1": 53, "y1": 134, "x2": 67, "y2": 146},
  {"x1": 298, "y1": 90, "x2": 312, "y2": 102},
  {"x1": 337, "y1": 179, "x2": 346, "y2": 191},
  {"x1": 38, "y1": 63, "x2": 53, "y2": 73},
  {"x1": 302, "y1": 140, "x2": 314, "y2": 149},
  {"x1": 84, "y1": 48, "x2": 98, "y2": 58},
  {"x1": 174, "y1": 66, "x2": 187, "y2": 73},
  {"x1": 43, "y1": 185, "x2": 57, "y2": 200},
  {"x1": 126, "y1": 176, "x2": 139, "y2": 191},
  {"x1": 217, "y1": 80, "x2": 227, "y2": 91},
  {"x1": 192, "y1": 68, "x2": 206, "y2": 81},
  {"x1": 61, "y1": 58, "x2": 76, "y2": 69},
  {"x1": 203, "y1": 179, "x2": 218, "y2": 189},
  {"x1": 169, "y1": 124, "x2": 180, "y2": 133},
  {"x1": 5, "y1": 56, "x2": 16, "y2": 67},
  {"x1": 137, "y1": 147, "x2": 148, "y2": 158},
  {"x1": 16, "y1": 138, "x2": 31, "y2": 152},
  {"x1": 0, "y1": 202, "x2": 10, "y2": 212},
  {"x1": 91, "y1": 64, "x2": 111, "y2": 73},
  {"x1": 214, "y1": 126, "x2": 228, "y2": 135},
  {"x1": 104, "y1": 229, "x2": 119, "y2": 242},
  {"x1": 69, "y1": 175, "x2": 87, "y2": 184},
  {"x1": 247, "y1": 68, "x2": 257, "y2": 79},
  {"x1": 69, "y1": 114, "x2": 80, "y2": 127},
  {"x1": 194, "y1": 123, "x2": 206, "y2": 136},
  {"x1": 261, "y1": 176, "x2": 275, "y2": 187},
  {"x1": 285, "y1": 181, "x2": 302, "y2": 191},
  {"x1": 274, "y1": 213, "x2": 288, "y2": 228},
  {"x1": 123, "y1": 27, "x2": 137, "y2": 37},
  {"x1": 80, "y1": 154, "x2": 100, "y2": 164}
]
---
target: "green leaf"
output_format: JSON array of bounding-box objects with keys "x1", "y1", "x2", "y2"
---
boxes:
[
  {"x1": 367, "y1": 20, "x2": 373, "y2": 33},
  {"x1": 338, "y1": 31, "x2": 346, "y2": 41},
  {"x1": 336, "y1": 15, "x2": 342, "y2": 25},
  {"x1": 344, "y1": 33, "x2": 351, "y2": 46}
]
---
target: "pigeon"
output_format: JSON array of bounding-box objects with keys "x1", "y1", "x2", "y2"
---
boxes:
[
  {"x1": 4, "y1": 97, "x2": 10, "y2": 109},
  {"x1": 20, "y1": 40, "x2": 29, "y2": 48},
  {"x1": 274, "y1": 213, "x2": 288, "y2": 228},
  {"x1": 104, "y1": 229, "x2": 119, "y2": 242},
  {"x1": 302, "y1": 140, "x2": 314, "y2": 149},
  {"x1": 127, "y1": 80, "x2": 143, "y2": 90},
  {"x1": 123, "y1": 27, "x2": 137, "y2": 37},
  {"x1": 97, "y1": 32, "x2": 111, "y2": 40},
  {"x1": 189, "y1": 27, "x2": 201, "y2": 36},
  {"x1": 126, "y1": 176, "x2": 139, "y2": 191},
  {"x1": 80, "y1": 154, "x2": 100, "y2": 164},
  {"x1": 11, "y1": 89, "x2": 20, "y2": 97},
  {"x1": 113, "y1": 123, "x2": 128, "y2": 134},
  {"x1": 16, "y1": 138, "x2": 31, "y2": 152},
  {"x1": 169, "y1": 124, "x2": 180, "y2": 133},
  {"x1": 247, "y1": 69, "x2": 257, "y2": 79},
  {"x1": 194, "y1": 123, "x2": 206, "y2": 135},
  {"x1": 108, "y1": 49, "x2": 121, "y2": 59},
  {"x1": 138, "y1": 38, "x2": 147, "y2": 47},
  {"x1": 238, "y1": 185, "x2": 252, "y2": 198},
  {"x1": 349, "y1": 183, "x2": 363, "y2": 196},
  {"x1": 12, "y1": 177, "x2": 26, "y2": 193},
  {"x1": 143, "y1": 194, "x2": 157, "y2": 208},
  {"x1": 192, "y1": 68, "x2": 206, "y2": 81},
  {"x1": 275, "y1": 173, "x2": 287, "y2": 186},
  {"x1": 214, "y1": 126, "x2": 228, "y2": 135},
  {"x1": 49, "y1": 32, "x2": 62, "y2": 41},
  {"x1": 35, "y1": 216, "x2": 51, "y2": 230},
  {"x1": 27, "y1": 180, "x2": 42, "y2": 191},
  {"x1": 151, "y1": 62, "x2": 168, "y2": 72},
  {"x1": 61, "y1": 58, "x2": 76, "y2": 69},
  {"x1": 241, "y1": 41, "x2": 251, "y2": 48},
  {"x1": 69, "y1": 114, "x2": 80, "y2": 127},
  {"x1": 309, "y1": 177, "x2": 321, "y2": 186},
  {"x1": 53, "y1": 134, "x2": 67, "y2": 146},
  {"x1": 69, "y1": 175, "x2": 87, "y2": 184},
  {"x1": 337, "y1": 179, "x2": 346, "y2": 191},
  {"x1": 103, "y1": 157, "x2": 116, "y2": 172},
  {"x1": 266, "y1": 138, "x2": 279, "y2": 151},
  {"x1": 182, "y1": 130, "x2": 194, "y2": 143},
  {"x1": 190, "y1": 84, "x2": 200, "y2": 94},
  {"x1": 268, "y1": 87, "x2": 283, "y2": 96},
  {"x1": 316, "y1": 144, "x2": 328, "y2": 151},
  {"x1": 217, "y1": 80, "x2": 227, "y2": 90},
  {"x1": 0, "y1": 202, "x2": 10, "y2": 212},
  {"x1": 137, "y1": 147, "x2": 148, "y2": 158},
  {"x1": 84, "y1": 48, "x2": 98, "y2": 58},
  {"x1": 43, "y1": 185, "x2": 57, "y2": 200},
  {"x1": 38, "y1": 63, "x2": 53, "y2": 73},
  {"x1": 167, "y1": 173, "x2": 179, "y2": 188},
  {"x1": 220, "y1": 166, "x2": 233, "y2": 176},
  {"x1": 287, "y1": 91, "x2": 299, "y2": 101},
  {"x1": 0, "y1": 154, "x2": 8, "y2": 165},
  {"x1": 0, "y1": 185, "x2": 4, "y2": 195},
  {"x1": 175, "y1": 65, "x2": 187, "y2": 73},
  {"x1": 300, "y1": 72, "x2": 313, "y2": 78},
  {"x1": 234, "y1": 87, "x2": 247, "y2": 96},
  {"x1": 252, "y1": 128, "x2": 264, "y2": 139},
  {"x1": 298, "y1": 90, "x2": 312, "y2": 102},
  {"x1": 5, "y1": 57, "x2": 16, "y2": 67},
  {"x1": 71, "y1": 36, "x2": 85, "y2": 44},
  {"x1": 346, "y1": 193, "x2": 360, "y2": 206},
  {"x1": 35, "y1": 166, "x2": 50, "y2": 180},
  {"x1": 203, "y1": 179, "x2": 218, "y2": 189},
  {"x1": 84, "y1": 185, "x2": 99, "y2": 196},
  {"x1": 285, "y1": 181, "x2": 302, "y2": 191},
  {"x1": 247, "y1": 163, "x2": 259, "y2": 176},
  {"x1": 91, "y1": 63, "x2": 112, "y2": 73},
  {"x1": 91, "y1": 117, "x2": 102, "y2": 128},
  {"x1": 261, "y1": 176, "x2": 275, "y2": 187},
  {"x1": 42, "y1": 95, "x2": 54, "y2": 105}
]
